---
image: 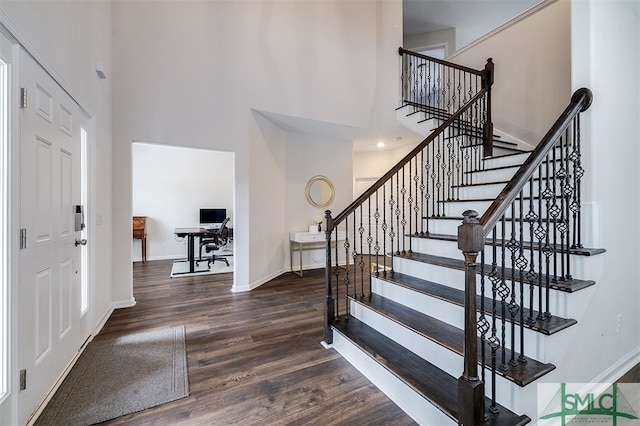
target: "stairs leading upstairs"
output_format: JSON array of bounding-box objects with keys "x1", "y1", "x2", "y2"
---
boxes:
[
  {"x1": 327, "y1": 138, "x2": 603, "y2": 425},
  {"x1": 326, "y1": 50, "x2": 596, "y2": 424}
]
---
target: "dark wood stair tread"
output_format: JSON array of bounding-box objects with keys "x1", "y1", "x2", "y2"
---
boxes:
[
  {"x1": 395, "y1": 252, "x2": 596, "y2": 292},
  {"x1": 333, "y1": 317, "x2": 530, "y2": 425},
  {"x1": 375, "y1": 271, "x2": 577, "y2": 335},
  {"x1": 352, "y1": 294, "x2": 555, "y2": 386}
]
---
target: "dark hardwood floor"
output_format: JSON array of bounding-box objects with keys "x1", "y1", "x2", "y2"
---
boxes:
[{"x1": 93, "y1": 259, "x2": 416, "y2": 425}]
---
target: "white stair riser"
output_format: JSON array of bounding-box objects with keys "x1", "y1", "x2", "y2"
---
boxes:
[
  {"x1": 331, "y1": 330, "x2": 456, "y2": 426},
  {"x1": 423, "y1": 218, "x2": 574, "y2": 240},
  {"x1": 455, "y1": 183, "x2": 507, "y2": 200},
  {"x1": 438, "y1": 199, "x2": 573, "y2": 219},
  {"x1": 492, "y1": 146, "x2": 524, "y2": 157},
  {"x1": 425, "y1": 218, "x2": 463, "y2": 235},
  {"x1": 391, "y1": 255, "x2": 572, "y2": 318},
  {"x1": 463, "y1": 168, "x2": 519, "y2": 184},
  {"x1": 396, "y1": 108, "x2": 439, "y2": 137},
  {"x1": 371, "y1": 278, "x2": 548, "y2": 358},
  {"x1": 411, "y1": 237, "x2": 590, "y2": 278},
  {"x1": 350, "y1": 300, "x2": 526, "y2": 412},
  {"x1": 482, "y1": 152, "x2": 530, "y2": 169},
  {"x1": 455, "y1": 181, "x2": 561, "y2": 200}
]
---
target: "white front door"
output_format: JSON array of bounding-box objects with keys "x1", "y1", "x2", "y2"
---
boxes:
[{"x1": 18, "y1": 49, "x2": 84, "y2": 424}]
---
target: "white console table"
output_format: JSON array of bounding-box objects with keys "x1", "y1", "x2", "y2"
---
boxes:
[{"x1": 289, "y1": 231, "x2": 347, "y2": 277}]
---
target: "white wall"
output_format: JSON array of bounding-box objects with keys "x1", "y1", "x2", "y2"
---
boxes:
[
  {"x1": 404, "y1": 28, "x2": 456, "y2": 57},
  {"x1": 353, "y1": 144, "x2": 417, "y2": 183},
  {"x1": 0, "y1": 2, "x2": 112, "y2": 424},
  {"x1": 285, "y1": 132, "x2": 353, "y2": 271},
  {"x1": 554, "y1": 0, "x2": 640, "y2": 394},
  {"x1": 450, "y1": 0, "x2": 571, "y2": 145},
  {"x1": 2, "y1": 0, "x2": 113, "y2": 326},
  {"x1": 111, "y1": 0, "x2": 403, "y2": 296},
  {"x1": 517, "y1": 0, "x2": 640, "y2": 420},
  {"x1": 132, "y1": 143, "x2": 233, "y2": 261}
]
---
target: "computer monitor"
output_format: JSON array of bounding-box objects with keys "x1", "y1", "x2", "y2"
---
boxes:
[{"x1": 199, "y1": 208, "x2": 226, "y2": 227}]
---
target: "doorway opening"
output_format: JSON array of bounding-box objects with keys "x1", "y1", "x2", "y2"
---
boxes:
[{"x1": 131, "y1": 142, "x2": 235, "y2": 277}]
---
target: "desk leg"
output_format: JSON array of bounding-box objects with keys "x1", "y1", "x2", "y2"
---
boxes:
[
  {"x1": 290, "y1": 241, "x2": 303, "y2": 277},
  {"x1": 299, "y1": 242, "x2": 303, "y2": 277},
  {"x1": 188, "y1": 235, "x2": 195, "y2": 273}
]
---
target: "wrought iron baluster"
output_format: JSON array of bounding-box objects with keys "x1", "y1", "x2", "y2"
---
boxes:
[
  {"x1": 557, "y1": 132, "x2": 568, "y2": 281},
  {"x1": 374, "y1": 190, "x2": 380, "y2": 279},
  {"x1": 526, "y1": 177, "x2": 537, "y2": 324},
  {"x1": 436, "y1": 135, "x2": 443, "y2": 217},
  {"x1": 351, "y1": 212, "x2": 358, "y2": 302},
  {"x1": 396, "y1": 171, "x2": 404, "y2": 255},
  {"x1": 551, "y1": 141, "x2": 559, "y2": 283},
  {"x1": 507, "y1": 204, "x2": 519, "y2": 367},
  {"x1": 573, "y1": 115, "x2": 584, "y2": 248},
  {"x1": 358, "y1": 206, "x2": 366, "y2": 298},
  {"x1": 535, "y1": 165, "x2": 545, "y2": 321},
  {"x1": 563, "y1": 127, "x2": 573, "y2": 280},
  {"x1": 342, "y1": 216, "x2": 350, "y2": 320},
  {"x1": 488, "y1": 227, "x2": 500, "y2": 414},
  {"x1": 454, "y1": 135, "x2": 462, "y2": 201},
  {"x1": 333, "y1": 226, "x2": 339, "y2": 318},
  {"x1": 498, "y1": 215, "x2": 509, "y2": 371},
  {"x1": 516, "y1": 190, "x2": 528, "y2": 362},
  {"x1": 446, "y1": 132, "x2": 453, "y2": 201},
  {"x1": 543, "y1": 155, "x2": 553, "y2": 317},
  {"x1": 431, "y1": 140, "x2": 438, "y2": 217},
  {"x1": 426, "y1": 59, "x2": 432, "y2": 108},
  {"x1": 479, "y1": 249, "x2": 488, "y2": 385},
  {"x1": 389, "y1": 174, "x2": 397, "y2": 259},
  {"x1": 419, "y1": 151, "x2": 426, "y2": 236},
  {"x1": 364, "y1": 199, "x2": 371, "y2": 298},
  {"x1": 382, "y1": 184, "x2": 389, "y2": 275}
]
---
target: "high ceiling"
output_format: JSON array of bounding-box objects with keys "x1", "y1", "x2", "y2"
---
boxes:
[
  {"x1": 270, "y1": 1, "x2": 546, "y2": 153},
  {"x1": 403, "y1": 0, "x2": 542, "y2": 49}
]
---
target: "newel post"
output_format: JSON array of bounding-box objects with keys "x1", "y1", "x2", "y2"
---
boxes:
[
  {"x1": 482, "y1": 58, "x2": 494, "y2": 158},
  {"x1": 457, "y1": 210, "x2": 485, "y2": 425},
  {"x1": 323, "y1": 210, "x2": 335, "y2": 345}
]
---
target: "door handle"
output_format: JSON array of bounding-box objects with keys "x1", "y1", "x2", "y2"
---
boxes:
[{"x1": 75, "y1": 238, "x2": 87, "y2": 247}]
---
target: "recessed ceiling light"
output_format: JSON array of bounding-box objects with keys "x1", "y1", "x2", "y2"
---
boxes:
[{"x1": 377, "y1": 141, "x2": 385, "y2": 148}]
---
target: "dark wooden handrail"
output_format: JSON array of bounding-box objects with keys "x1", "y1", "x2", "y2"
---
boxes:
[
  {"x1": 332, "y1": 88, "x2": 488, "y2": 227},
  {"x1": 399, "y1": 47, "x2": 483, "y2": 76},
  {"x1": 479, "y1": 88, "x2": 593, "y2": 235}
]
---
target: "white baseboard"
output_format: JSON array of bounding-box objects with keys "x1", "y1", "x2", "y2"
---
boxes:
[{"x1": 591, "y1": 346, "x2": 640, "y2": 385}]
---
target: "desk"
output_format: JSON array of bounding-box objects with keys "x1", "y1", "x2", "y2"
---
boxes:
[
  {"x1": 133, "y1": 216, "x2": 147, "y2": 262},
  {"x1": 290, "y1": 231, "x2": 346, "y2": 277},
  {"x1": 174, "y1": 228, "x2": 214, "y2": 274}
]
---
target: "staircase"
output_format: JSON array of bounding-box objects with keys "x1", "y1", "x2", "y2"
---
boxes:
[{"x1": 321, "y1": 49, "x2": 603, "y2": 425}]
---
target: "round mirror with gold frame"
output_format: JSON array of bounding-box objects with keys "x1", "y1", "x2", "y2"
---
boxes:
[{"x1": 306, "y1": 175, "x2": 335, "y2": 208}]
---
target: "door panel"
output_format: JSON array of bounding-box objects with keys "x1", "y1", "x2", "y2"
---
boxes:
[{"x1": 18, "y1": 49, "x2": 82, "y2": 424}]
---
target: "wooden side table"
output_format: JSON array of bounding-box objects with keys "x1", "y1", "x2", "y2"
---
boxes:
[{"x1": 132, "y1": 216, "x2": 147, "y2": 262}]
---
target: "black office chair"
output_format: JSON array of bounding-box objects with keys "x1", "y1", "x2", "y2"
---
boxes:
[
  {"x1": 198, "y1": 217, "x2": 230, "y2": 261},
  {"x1": 203, "y1": 218, "x2": 230, "y2": 267}
]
